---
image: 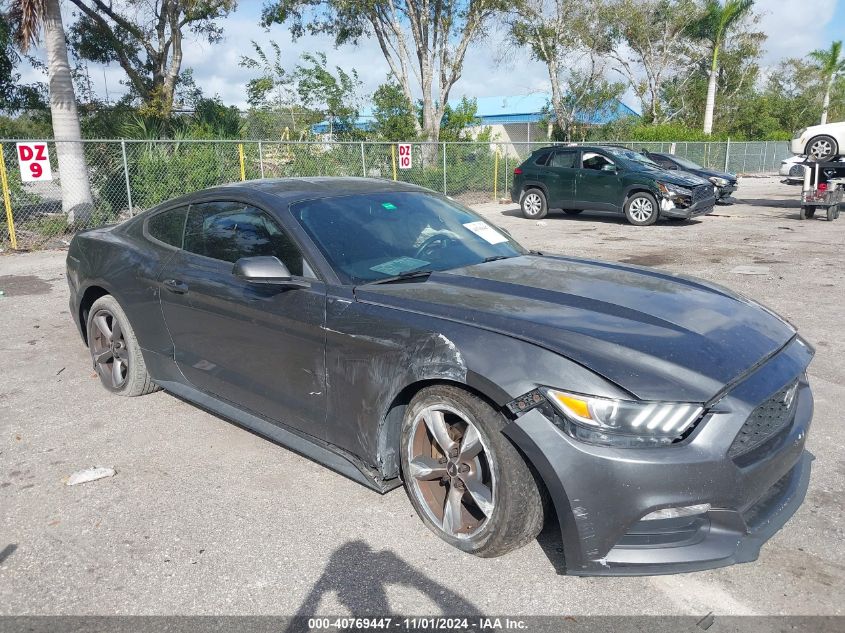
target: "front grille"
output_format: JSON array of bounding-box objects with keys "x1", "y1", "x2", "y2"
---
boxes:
[
  {"x1": 728, "y1": 381, "x2": 799, "y2": 459},
  {"x1": 692, "y1": 185, "x2": 714, "y2": 203}
]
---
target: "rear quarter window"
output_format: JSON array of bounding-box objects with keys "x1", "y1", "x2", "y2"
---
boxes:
[
  {"x1": 146, "y1": 207, "x2": 188, "y2": 247},
  {"x1": 533, "y1": 152, "x2": 551, "y2": 166}
]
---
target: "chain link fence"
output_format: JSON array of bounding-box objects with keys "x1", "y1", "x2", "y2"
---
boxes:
[{"x1": 0, "y1": 139, "x2": 790, "y2": 251}]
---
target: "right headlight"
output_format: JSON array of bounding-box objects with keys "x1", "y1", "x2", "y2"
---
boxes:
[
  {"x1": 544, "y1": 388, "x2": 704, "y2": 447},
  {"x1": 656, "y1": 181, "x2": 692, "y2": 198},
  {"x1": 795, "y1": 127, "x2": 807, "y2": 139}
]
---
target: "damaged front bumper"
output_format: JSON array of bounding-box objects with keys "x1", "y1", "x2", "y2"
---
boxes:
[
  {"x1": 503, "y1": 338, "x2": 814, "y2": 576},
  {"x1": 658, "y1": 194, "x2": 715, "y2": 219}
]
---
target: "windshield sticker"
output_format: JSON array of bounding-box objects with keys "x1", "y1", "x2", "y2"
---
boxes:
[
  {"x1": 462, "y1": 221, "x2": 508, "y2": 245},
  {"x1": 370, "y1": 256, "x2": 430, "y2": 276},
  {"x1": 381, "y1": 202, "x2": 397, "y2": 210}
]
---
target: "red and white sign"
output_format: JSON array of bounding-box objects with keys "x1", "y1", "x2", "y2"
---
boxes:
[
  {"x1": 397, "y1": 143, "x2": 412, "y2": 170},
  {"x1": 16, "y1": 142, "x2": 53, "y2": 182}
]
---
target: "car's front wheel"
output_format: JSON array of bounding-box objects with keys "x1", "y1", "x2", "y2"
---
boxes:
[
  {"x1": 624, "y1": 192, "x2": 659, "y2": 226},
  {"x1": 86, "y1": 295, "x2": 159, "y2": 396},
  {"x1": 520, "y1": 189, "x2": 548, "y2": 219},
  {"x1": 806, "y1": 135, "x2": 838, "y2": 162},
  {"x1": 400, "y1": 385, "x2": 544, "y2": 557}
]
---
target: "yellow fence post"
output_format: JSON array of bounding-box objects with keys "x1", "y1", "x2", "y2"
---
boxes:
[
  {"x1": 493, "y1": 149, "x2": 500, "y2": 201},
  {"x1": 238, "y1": 143, "x2": 246, "y2": 181},
  {"x1": 0, "y1": 144, "x2": 18, "y2": 251},
  {"x1": 391, "y1": 145, "x2": 397, "y2": 181}
]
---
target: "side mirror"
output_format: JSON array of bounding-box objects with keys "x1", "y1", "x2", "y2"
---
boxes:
[
  {"x1": 601, "y1": 163, "x2": 618, "y2": 173},
  {"x1": 233, "y1": 256, "x2": 310, "y2": 288}
]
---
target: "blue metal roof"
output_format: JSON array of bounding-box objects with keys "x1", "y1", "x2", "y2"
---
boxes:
[{"x1": 311, "y1": 93, "x2": 639, "y2": 133}]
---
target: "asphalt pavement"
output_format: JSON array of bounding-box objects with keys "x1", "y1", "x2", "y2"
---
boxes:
[{"x1": 1, "y1": 176, "x2": 843, "y2": 616}]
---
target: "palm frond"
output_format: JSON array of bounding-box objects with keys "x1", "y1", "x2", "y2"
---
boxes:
[{"x1": 8, "y1": 0, "x2": 47, "y2": 52}]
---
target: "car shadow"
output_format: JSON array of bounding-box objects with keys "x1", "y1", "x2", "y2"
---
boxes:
[
  {"x1": 285, "y1": 540, "x2": 481, "y2": 629},
  {"x1": 0, "y1": 544, "x2": 17, "y2": 566},
  {"x1": 735, "y1": 198, "x2": 801, "y2": 209},
  {"x1": 499, "y1": 207, "x2": 705, "y2": 227}
]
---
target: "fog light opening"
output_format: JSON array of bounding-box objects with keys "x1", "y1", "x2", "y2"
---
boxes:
[{"x1": 641, "y1": 503, "x2": 711, "y2": 521}]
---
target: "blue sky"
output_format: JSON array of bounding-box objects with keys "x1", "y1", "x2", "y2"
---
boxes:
[{"x1": 18, "y1": 0, "x2": 845, "y2": 112}]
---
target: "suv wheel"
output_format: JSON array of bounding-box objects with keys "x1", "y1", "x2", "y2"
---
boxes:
[
  {"x1": 624, "y1": 192, "x2": 659, "y2": 226},
  {"x1": 520, "y1": 189, "x2": 548, "y2": 219},
  {"x1": 806, "y1": 135, "x2": 838, "y2": 162},
  {"x1": 400, "y1": 385, "x2": 545, "y2": 557}
]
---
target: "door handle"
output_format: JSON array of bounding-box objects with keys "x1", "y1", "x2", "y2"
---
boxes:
[{"x1": 163, "y1": 279, "x2": 189, "y2": 294}]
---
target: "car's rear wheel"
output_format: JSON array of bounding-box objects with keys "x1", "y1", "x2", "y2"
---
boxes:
[
  {"x1": 400, "y1": 385, "x2": 544, "y2": 557},
  {"x1": 87, "y1": 295, "x2": 159, "y2": 396},
  {"x1": 624, "y1": 192, "x2": 659, "y2": 226},
  {"x1": 806, "y1": 135, "x2": 838, "y2": 162},
  {"x1": 520, "y1": 189, "x2": 547, "y2": 219}
]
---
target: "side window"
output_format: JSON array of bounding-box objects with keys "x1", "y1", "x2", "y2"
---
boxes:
[
  {"x1": 534, "y1": 152, "x2": 551, "y2": 166},
  {"x1": 548, "y1": 150, "x2": 576, "y2": 169},
  {"x1": 184, "y1": 201, "x2": 311, "y2": 276},
  {"x1": 146, "y1": 206, "x2": 187, "y2": 247},
  {"x1": 582, "y1": 152, "x2": 615, "y2": 171}
]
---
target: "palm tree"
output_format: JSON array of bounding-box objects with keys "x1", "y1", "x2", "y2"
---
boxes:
[
  {"x1": 689, "y1": 0, "x2": 755, "y2": 135},
  {"x1": 10, "y1": 0, "x2": 93, "y2": 223},
  {"x1": 809, "y1": 40, "x2": 844, "y2": 125}
]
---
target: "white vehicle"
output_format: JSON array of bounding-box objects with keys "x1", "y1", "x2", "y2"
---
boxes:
[
  {"x1": 791, "y1": 121, "x2": 845, "y2": 161},
  {"x1": 780, "y1": 155, "x2": 807, "y2": 183}
]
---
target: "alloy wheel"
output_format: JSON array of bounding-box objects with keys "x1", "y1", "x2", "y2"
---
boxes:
[
  {"x1": 523, "y1": 193, "x2": 542, "y2": 216},
  {"x1": 629, "y1": 197, "x2": 654, "y2": 222},
  {"x1": 406, "y1": 405, "x2": 496, "y2": 539},
  {"x1": 809, "y1": 139, "x2": 833, "y2": 160},
  {"x1": 90, "y1": 309, "x2": 129, "y2": 389}
]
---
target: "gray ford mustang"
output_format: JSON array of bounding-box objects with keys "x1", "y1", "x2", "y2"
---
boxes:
[{"x1": 66, "y1": 177, "x2": 814, "y2": 575}]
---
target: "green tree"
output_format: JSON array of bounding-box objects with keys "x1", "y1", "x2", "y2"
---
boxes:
[
  {"x1": 295, "y1": 52, "x2": 363, "y2": 139},
  {"x1": 8, "y1": 0, "x2": 94, "y2": 223},
  {"x1": 603, "y1": 0, "x2": 701, "y2": 124},
  {"x1": 371, "y1": 80, "x2": 418, "y2": 141},
  {"x1": 809, "y1": 40, "x2": 845, "y2": 125},
  {"x1": 66, "y1": 0, "x2": 235, "y2": 119},
  {"x1": 510, "y1": 0, "x2": 624, "y2": 140},
  {"x1": 687, "y1": 0, "x2": 755, "y2": 135},
  {"x1": 0, "y1": 12, "x2": 47, "y2": 113},
  {"x1": 261, "y1": 0, "x2": 507, "y2": 143},
  {"x1": 438, "y1": 97, "x2": 482, "y2": 142}
]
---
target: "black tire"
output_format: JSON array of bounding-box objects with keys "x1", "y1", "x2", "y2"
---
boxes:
[
  {"x1": 520, "y1": 189, "x2": 548, "y2": 219},
  {"x1": 86, "y1": 295, "x2": 159, "y2": 397},
  {"x1": 827, "y1": 205, "x2": 839, "y2": 221},
  {"x1": 624, "y1": 192, "x2": 659, "y2": 226},
  {"x1": 799, "y1": 206, "x2": 815, "y2": 220},
  {"x1": 806, "y1": 135, "x2": 839, "y2": 162},
  {"x1": 400, "y1": 385, "x2": 544, "y2": 558},
  {"x1": 563, "y1": 209, "x2": 583, "y2": 215}
]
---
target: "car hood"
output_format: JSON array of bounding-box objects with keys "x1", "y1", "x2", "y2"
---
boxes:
[
  {"x1": 633, "y1": 165, "x2": 710, "y2": 187},
  {"x1": 686, "y1": 167, "x2": 737, "y2": 182},
  {"x1": 355, "y1": 255, "x2": 796, "y2": 402}
]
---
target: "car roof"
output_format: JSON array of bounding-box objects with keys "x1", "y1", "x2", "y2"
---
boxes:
[
  {"x1": 152, "y1": 177, "x2": 432, "y2": 210},
  {"x1": 531, "y1": 144, "x2": 631, "y2": 154}
]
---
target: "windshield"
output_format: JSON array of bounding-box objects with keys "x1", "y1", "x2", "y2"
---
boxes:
[
  {"x1": 603, "y1": 147, "x2": 660, "y2": 168},
  {"x1": 668, "y1": 155, "x2": 704, "y2": 170},
  {"x1": 290, "y1": 192, "x2": 526, "y2": 284}
]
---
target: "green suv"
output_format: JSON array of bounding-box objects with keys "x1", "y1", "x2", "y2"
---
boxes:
[{"x1": 511, "y1": 145, "x2": 716, "y2": 226}]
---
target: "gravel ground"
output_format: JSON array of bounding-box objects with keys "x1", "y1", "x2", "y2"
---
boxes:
[{"x1": 0, "y1": 176, "x2": 843, "y2": 616}]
